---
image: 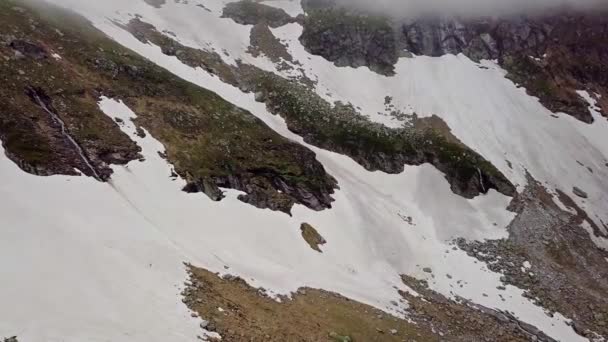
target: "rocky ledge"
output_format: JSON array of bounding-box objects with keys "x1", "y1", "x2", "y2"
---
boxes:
[{"x1": 126, "y1": 17, "x2": 515, "y2": 199}]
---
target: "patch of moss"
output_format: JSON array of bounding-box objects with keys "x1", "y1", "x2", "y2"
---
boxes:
[
  {"x1": 250, "y1": 71, "x2": 514, "y2": 197},
  {"x1": 300, "y1": 222, "x2": 326, "y2": 252}
]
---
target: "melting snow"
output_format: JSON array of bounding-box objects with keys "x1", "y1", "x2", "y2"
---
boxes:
[
  {"x1": 0, "y1": 0, "x2": 598, "y2": 341},
  {"x1": 270, "y1": 23, "x2": 608, "y2": 233}
]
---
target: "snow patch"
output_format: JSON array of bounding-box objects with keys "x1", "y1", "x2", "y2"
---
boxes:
[{"x1": 3, "y1": 1, "x2": 595, "y2": 341}]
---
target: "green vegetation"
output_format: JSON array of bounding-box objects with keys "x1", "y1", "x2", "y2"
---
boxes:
[
  {"x1": 184, "y1": 265, "x2": 441, "y2": 342},
  {"x1": 0, "y1": 0, "x2": 336, "y2": 213},
  {"x1": 249, "y1": 71, "x2": 515, "y2": 197},
  {"x1": 123, "y1": 14, "x2": 513, "y2": 197}
]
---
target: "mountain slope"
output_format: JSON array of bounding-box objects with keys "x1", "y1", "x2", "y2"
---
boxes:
[{"x1": 1, "y1": 0, "x2": 607, "y2": 341}]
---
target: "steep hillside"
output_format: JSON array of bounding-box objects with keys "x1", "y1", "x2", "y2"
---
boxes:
[{"x1": 1, "y1": 0, "x2": 607, "y2": 341}]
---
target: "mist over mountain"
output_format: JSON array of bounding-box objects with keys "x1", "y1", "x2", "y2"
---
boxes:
[
  {"x1": 327, "y1": 0, "x2": 608, "y2": 17},
  {"x1": 2, "y1": 0, "x2": 608, "y2": 341}
]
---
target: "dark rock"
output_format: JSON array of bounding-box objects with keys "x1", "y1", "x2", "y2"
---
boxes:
[
  {"x1": 298, "y1": 5, "x2": 607, "y2": 122},
  {"x1": 135, "y1": 126, "x2": 146, "y2": 138},
  {"x1": 222, "y1": 0, "x2": 294, "y2": 28},
  {"x1": 572, "y1": 186, "x2": 588, "y2": 199},
  {"x1": 9, "y1": 40, "x2": 47, "y2": 60},
  {"x1": 183, "y1": 178, "x2": 225, "y2": 202}
]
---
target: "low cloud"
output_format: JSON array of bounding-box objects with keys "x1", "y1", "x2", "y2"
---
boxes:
[{"x1": 331, "y1": 0, "x2": 608, "y2": 17}]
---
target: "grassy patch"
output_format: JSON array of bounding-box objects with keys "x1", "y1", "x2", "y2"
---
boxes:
[
  {"x1": 300, "y1": 222, "x2": 326, "y2": 252},
  {"x1": 0, "y1": 0, "x2": 336, "y2": 212},
  {"x1": 184, "y1": 265, "x2": 439, "y2": 342}
]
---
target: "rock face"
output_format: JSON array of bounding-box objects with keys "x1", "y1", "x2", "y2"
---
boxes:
[
  {"x1": 250, "y1": 70, "x2": 516, "y2": 198},
  {"x1": 10, "y1": 39, "x2": 48, "y2": 59},
  {"x1": 398, "y1": 17, "x2": 545, "y2": 61},
  {"x1": 458, "y1": 179, "x2": 608, "y2": 338},
  {"x1": 300, "y1": 9, "x2": 398, "y2": 75},
  {"x1": 222, "y1": 0, "x2": 295, "y2": 28},
  {"x1": 298, "y1": 1, "x2": 608, "y2": 122}
]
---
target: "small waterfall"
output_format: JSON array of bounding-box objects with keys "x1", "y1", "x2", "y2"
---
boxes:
[
  {"x1": 477, "y1": 167, "x2": 486, "y2": 193},
  {"x1": 28, "y1": 87, "x2": 102, "y2": 181}
]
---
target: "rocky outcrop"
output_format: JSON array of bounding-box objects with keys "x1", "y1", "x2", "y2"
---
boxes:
[
  {"x1": 0, "y1": 37, "x2": 141, "y2": 180},
  {"x1": 395, "y1": 15, "x2": 607, "y2": 122},
  {"x1": 125, "y1": 17, "x2": 515, "y2": 199},
  {"x1": 222, "y1": 0, "x2": 295, "y2": 28},
  {"x1": 248, "y1": 23, "x2": 293, "y2": 63},
  {"x1": 297, "y1": 1, "x2": 608, "y2": 122},
  {"x1": 181, "y1": 158, "x2": 336, "y2": 214},
  {"x1": 458, "y1": 178, "x2": 608, "y2": 339},
  {"x1": 300, "y1": 8, "x2": 398, "y2": 75},
  {"x1": 246, "y1": 69, "x2": 515, "y2": 198},
  {"x1": 9, "y1": 39, "x2": 48, "y2": 59}
]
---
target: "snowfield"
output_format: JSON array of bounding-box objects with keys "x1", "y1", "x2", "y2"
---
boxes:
[
  {"x1": 2, "y1": 0, "x2": 606, "y2": 341},
  {"x1": 269, "y1": 23, "x2": 608, "y2": 238}
]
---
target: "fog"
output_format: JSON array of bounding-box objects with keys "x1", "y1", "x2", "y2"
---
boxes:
[{"x1": 330, "y1": 0, "x2": 608, "y2": 17}]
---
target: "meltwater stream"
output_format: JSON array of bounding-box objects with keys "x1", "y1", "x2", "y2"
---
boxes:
[{"x1": 28, "y1": 87, "x2": 102, "y2": 180}]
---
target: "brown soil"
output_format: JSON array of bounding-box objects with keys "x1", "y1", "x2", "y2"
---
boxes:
[
  {"x1": 183, "y1": 265, "x2": 438, "y2": 342},
  {"x1": 183, "y1": 265, "x2": 555, "y2": 341}
]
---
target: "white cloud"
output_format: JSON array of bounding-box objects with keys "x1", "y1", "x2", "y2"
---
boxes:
[{"x1": 330, "y1": 0, "x2": 608, "y2": 17}]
